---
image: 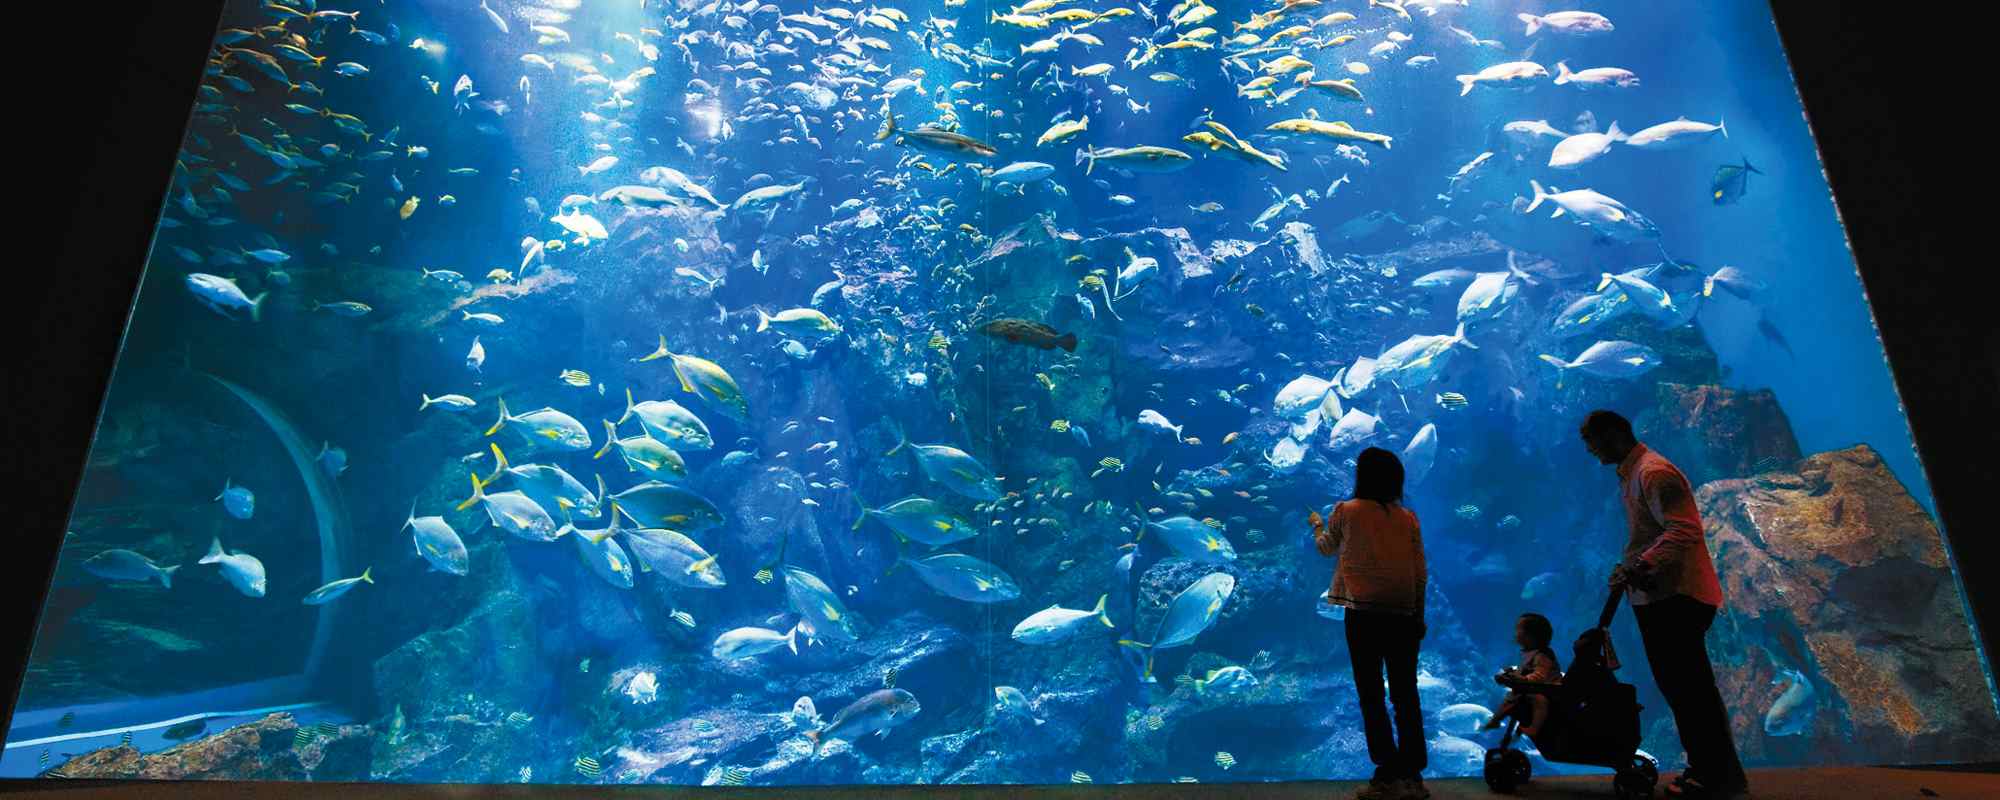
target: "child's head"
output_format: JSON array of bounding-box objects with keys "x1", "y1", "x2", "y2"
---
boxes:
[{"x1": 1516, "y1": 613, "x2": 1554, "y2": 650}]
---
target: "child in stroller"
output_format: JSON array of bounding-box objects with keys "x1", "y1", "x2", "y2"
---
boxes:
[
  {"x1": 1483, "y1": 613, "x2": 1561, "y2": 738},
  {"x1": 1482, "y1": 588, "x2": 1659, "y2": 798}
]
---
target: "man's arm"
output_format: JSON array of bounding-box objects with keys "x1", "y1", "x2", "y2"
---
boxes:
[{"x1": 1633, "y1": 465, "x2": 1704, "y2": 571}]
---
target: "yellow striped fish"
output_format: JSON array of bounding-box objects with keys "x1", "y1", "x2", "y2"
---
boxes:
[
  {"x1": 753, "y1": 567, "x2": 775, "y2": 584},
  {"x1": 1215, "y1": 751, "x2": 1236, "y2": 769},
  {"x1": 1070, "y1": 771, "x2": 1093, "y2": 783},
  {"x1": 719, "y1": 765, "x2": 752, "y2": 786},
  {"x1": 573, "y1": 755, "x2": 601, "y2": 778},
  {"x1": 558, "y1": 369, "x2": 591, "y2": 387}
]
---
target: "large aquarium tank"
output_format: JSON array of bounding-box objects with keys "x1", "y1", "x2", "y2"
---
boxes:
[{"x1": 6, "y1": 0, "x2": 1995, "y2": 788}]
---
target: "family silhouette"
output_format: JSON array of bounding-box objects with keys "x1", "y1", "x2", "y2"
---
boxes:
[{"x1": 1313, "y1": 410, "x2": 1747, "y2": 800}]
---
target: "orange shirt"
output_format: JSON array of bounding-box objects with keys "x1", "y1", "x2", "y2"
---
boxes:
[
  {"x1": 1315, "y1": 499, "x2": 1427, "y2": 615},
  {"x1": 1618, "y1": 443, "x2": 1725, "y2": 608}
]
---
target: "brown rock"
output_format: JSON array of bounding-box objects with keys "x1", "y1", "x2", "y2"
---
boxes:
[
  {"x1": 1697, "y1": 445, "x2": 1999, "y2": 765},
  {"x1": 1639, "y1": 383, "x2": 1802, "y2": 487},
  {"x1": 58, "y1": 713, "x2": 371, "y2": 781}
]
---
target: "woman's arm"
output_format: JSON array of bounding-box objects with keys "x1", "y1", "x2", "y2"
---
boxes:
[{"x1": 1313, "y1": 503, "x2": 1342, "y2": 556}]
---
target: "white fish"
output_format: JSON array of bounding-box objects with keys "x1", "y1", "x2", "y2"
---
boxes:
[
  {"x1": 1326, "y1": 407, "x2": 1382, "y2": 452},
  {"x1": 1454, "y1": 61, "x2": 1546, "y2": 96},
  {"x1": 199, "y1": 536, "x2": 267, "y2": 598},
  {"x1": 466, "y1": 336, "x2": 486, "y2": 372},
  {"x1": 1011, "y1": 594, "x2": 1115, "y2": 645},
  {"x1": 1502, "y1": 119, "x2": 1566, "y2": 148},
  {"x1": 1624, "y1": 116, "x2": 1727, "y2": 150},
  {"x1": 478, "y1": 0, "x2": 508, "y2": 33},
  {"x1": 578, "y1": 155, "x2": 620, "y2": 176},
  {"x1": 1402, "y1": 423, "x2": 1438, "y2": 486},
  {"x1": 1137, "y1": 409, "x2": 1184, "y2": 442},
  {"x1": 1518, "y1": 10, "x2": 1614, "y2": 37},
  {"x1": 1524, "y1": 180, "x2": 1658, "y2": 242},
  {"x1": 625, "y1": 671, "x2": 659, "y2": 705},
  {"x1": 1537, "y1": 340, "x2": 1662, "y2": 384},
  {"x1": 1114, "y1": 247, "x2": 1158, "y2": 299},
  {"x1": 711, "y1": 624, "x2": 802, "y2": 659},
  {"x1": 1553, "y1": 62, "x2": 1639, "y2": 90},
  {"x1": 1549, "y1": 122, "x2": 1625, "y2": 169}
]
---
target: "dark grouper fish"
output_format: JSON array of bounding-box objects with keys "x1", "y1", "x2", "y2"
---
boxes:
[
  {"x1": 979, "y1": 319, "x2": 1077, "y2": 352},
  {"x1": 876, "y1": 99, "x2": 997, "y2": 158}
]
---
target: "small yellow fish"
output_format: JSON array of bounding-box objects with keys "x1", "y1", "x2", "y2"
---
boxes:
[
  {"x1": 399, "y1": 195, "x2": 420, "y2": 219},
  {"x1": 486, "y1": 268, "x2": 513, "y2": 283},
  {"x1": 558, "y1": 369, "x2": 591, "y2": 387}
]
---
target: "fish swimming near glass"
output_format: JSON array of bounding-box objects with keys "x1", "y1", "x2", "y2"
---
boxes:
[
  {"x1": 978, "y1": 318, "x2": 1077, "y2": 352},
  {"x1": 1712, "y1": 157, "x2": 1762, "y2": 205}
]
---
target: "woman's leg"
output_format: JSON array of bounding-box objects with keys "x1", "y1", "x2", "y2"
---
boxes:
[
  {"x1": 1345, "y1": 609, "x2": 1397, "y2": 780},
  {"x1": 1383, "y1": 614, "x2": 1427, "y2": 779}
]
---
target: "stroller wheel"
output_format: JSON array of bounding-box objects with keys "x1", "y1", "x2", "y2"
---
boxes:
[
  {"x1": 1613, "y1": 753, "x2": 1660, "y2": 799},
  {"x1": 1483, "y1": 748, "x2": 1531, "y2": 794}
]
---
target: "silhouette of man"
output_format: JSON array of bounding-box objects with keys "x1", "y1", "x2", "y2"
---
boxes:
[{"x1": 1580, "y1": 409, "x2": 1747, "y2": 799}]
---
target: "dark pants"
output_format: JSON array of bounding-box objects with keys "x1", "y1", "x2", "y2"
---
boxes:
[
  {"x1": 1346, "y1": 608, "x2": 1426, "y2": 781},
  {"x1": 1633, "y1": 595, "x2": 1746, "y2": 786}
]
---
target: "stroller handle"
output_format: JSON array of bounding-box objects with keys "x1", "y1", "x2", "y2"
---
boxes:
[{"x1": 1595, "y1": 582, "x2": 1626, "y2": 630}]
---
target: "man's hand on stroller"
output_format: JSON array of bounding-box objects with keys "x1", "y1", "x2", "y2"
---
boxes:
[{"x1": 1607, "y1": 557, "x2": 1658, "y2": 591}]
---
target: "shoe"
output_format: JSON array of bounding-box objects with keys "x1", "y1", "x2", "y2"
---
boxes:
[
  {"x1": 1398, "y1": 777, "x2": 1433, "y2": 800},
  {"x1": 1664, "y1": 772, "x2": 1748, "y2": 799},
  {"x1": 1352, "y1": 778, "x2": 1400, "y2": 800}
]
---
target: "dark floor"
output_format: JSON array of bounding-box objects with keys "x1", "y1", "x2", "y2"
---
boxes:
[{"x1": 2, "y1": 766, "x2": 1996, "y2": 799}]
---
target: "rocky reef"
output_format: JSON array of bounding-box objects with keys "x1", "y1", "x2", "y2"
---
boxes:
[
  {"x1": 57, "y1": 713, "x2": 368, "y2": 781},
  {"x1": 1699, "y1": 444, "x2": 2000, "y2": 766}
]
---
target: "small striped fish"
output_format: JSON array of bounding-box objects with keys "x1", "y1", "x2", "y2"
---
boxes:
[
  {"x1": 1436, "y1": 392, "x2": 1470, "y2": 410},
  {"x1": 573, "y1": 755, "x2": 602, "y2": 778},
  {"x1": 1215, "y1": 751, "x2": 1236, "y2": 770},
  {"x1": 1752, "y1": 455, "x2": 1785, "y2": 473},
  {"x1": 718, "y1": 765, "x2": 752, "y2": 786},
  {"x1": 293, "y1": 726, "x2": 318, "y2": 749},
  {"x1": 57, "y1": 712, "x2": 76, "y2": 729},
  {"x1": 505, "y1": 712, "x2": 533, "y2": 726},
  {"x1": 119, "y1": 731, "x2": 133, "y2": 747},
  {"x1": 1454, "y1": 504, "x2": 1482, "y2": 521},
  {"x1": 38, "y1": 749, "x2": 49, "y2": 766},
  {"x1": 882, "y1": 667, "x2": 898, "y2": 688},
  {"x1": 558, "y1": 369, "x2": 591, "y2": 387},
  {"x1": 1497, "y1": 514, "x2": 1522, "y2": 530},
  {"x1": 1099, "y1": 457, "x2": 1123, "y2": 469},
  {"x1": 1049, "y1": 419, "x2": 1070, "y2": 432},
  {"x1": 753, "y1": 567, "x2": 775, "y2": 584},
  {"x1": 670, "y1": 610, "x2": 696, "y2": 628},
  {"x1": 691, "y1": 719, "x2": 716, "y2": 733},
  {"x1": 1144, "y1": 714, "x2": 1164, "y2": 731},
  {"x1": 1175, "y1": 776, "x2": 1199, "y2": 783},
  {"x1": 927, "y1": 333, "x2": 950, "y2": 352},
  {"x1": 1201, "y1": 517, "x2": 1224, "y2": 530},
  {"x1": 1245, "y1": 529, "x2": 1266, "y2": 544},
  {"x1": 1070, "y1": 770, "x2": 1092, "y2": 784},
  {"x1": 1080, "y1": 274, "x2": 1105, "y2": 290}
]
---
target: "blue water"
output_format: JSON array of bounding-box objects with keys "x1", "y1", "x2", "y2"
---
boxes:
[{"x1": 6, "y1": 0, "x2": 1986, "y2": 787}]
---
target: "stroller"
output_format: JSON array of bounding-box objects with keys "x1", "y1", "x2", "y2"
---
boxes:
[{"x1": 1482, "y1": 585, "x2": 1659, "y2": 798}]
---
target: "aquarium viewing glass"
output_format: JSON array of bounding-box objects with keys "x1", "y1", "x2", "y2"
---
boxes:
[{"x1": 5, "y1": 0, "x2": 1995, "y2": 788}]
